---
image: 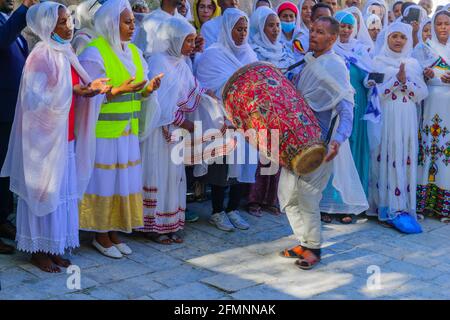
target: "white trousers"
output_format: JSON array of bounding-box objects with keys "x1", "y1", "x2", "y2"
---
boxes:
[{"x1": 278, "y1": 163, "x2": 332, "y2": 249}]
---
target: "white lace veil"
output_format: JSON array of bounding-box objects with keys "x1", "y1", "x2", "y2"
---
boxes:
[{"x1": 1, "y1": 2, "x2": 92, "y2": 216}]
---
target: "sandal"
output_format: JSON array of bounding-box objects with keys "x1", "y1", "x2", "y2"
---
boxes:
[
  {"x1": 263, "y1": 205, "x2": 282, "y2": 216},
  {"x1": 149, "y1": 234, "x2": 173, "y2": 245},
  {"x1": 338, "y1": 214, "x2": 354, "y2": 224},
  {"x1": 248, "y1": 203, "x2": 263, "y2": 217},
  {"x1": 440, "y1": 217, "x2": 450, "y2": 224},
  {"x1": 279, "y1": 245, "x2": 306, "y2": 258},
  {"x1": 169, "y1": 233, "x2": 184, "y2": 244},
  {"x1": 379, "y1": 220, "x2": 394, "y2": 228},
  {"x1": 321, "y1": 213, "x2": 333, "y2": 223},
  {"x1": 295, "y1": 250, "x2": 321, "y2": 270}
]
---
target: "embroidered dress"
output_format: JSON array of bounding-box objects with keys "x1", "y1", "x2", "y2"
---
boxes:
[
  {"x1": 78, "y1": 0, "x2": 146, "y2": 233},
  {"x1": 415, "y1": 22, "x2": 450, "y2": 218},
  {"x1": 139, "y1": 18, "x2": 231, "y2": 233},
  {"x1": 369, "y1": 23, "x2": 428, "y2": 221}
]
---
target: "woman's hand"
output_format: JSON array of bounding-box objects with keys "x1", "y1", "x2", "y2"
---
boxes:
[
  {"x1": 396, "y1": 63, "x2": 406, "y2": 84},
  {"x1": 73, "y1": 84, "x2": 100, "y2": 98},
  {"x1": 194, "y1": 34, "x2": 205, "y2": 53},
  {"x1": 423, "y1": 67, "x2": 434, "y2": 80},
  {"x1": 367, "y1": 80, "x2": 377, "y2": 88},
  {"x1": 441, "y1": 72, "x2": 450, "y2": 84},
  {"x1": 324, "y1": 140, "x2": 340, "y2": 162},
  {"x1": 143, "y1": 73, "x2": 164, "y2": 97},
  {"x1": 89, "y1": 77, "x2": 112, "y2": 94},
  {"x1": 179, "y1": 119, "x2": 195, "y2": 133},
  {"x1": 110, "y1": 77, "x2": 147, "y2": 97}
]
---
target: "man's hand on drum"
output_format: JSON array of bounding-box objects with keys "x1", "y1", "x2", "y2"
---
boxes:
[
  {"x1": 205, "y1": 89, "x2": 218, "y2": 100},
  {"x1": 180, "y1": 119, "x2": 195, "y2": 133},
  {"x1": 325, "y1": 140, "x2": 340, "y2": 162}
]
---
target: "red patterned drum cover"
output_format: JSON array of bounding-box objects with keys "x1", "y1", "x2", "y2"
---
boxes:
[{"x1": 222, "y1": 61, "x2": 326, "y2": 175}]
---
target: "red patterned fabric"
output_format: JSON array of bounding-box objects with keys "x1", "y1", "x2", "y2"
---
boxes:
[
  {"x1": 68, "y1": 66, "x2": 80, "y2": 141},
  {"x1": 223, "y1": 62, "x2": 323, "y2": 173}
]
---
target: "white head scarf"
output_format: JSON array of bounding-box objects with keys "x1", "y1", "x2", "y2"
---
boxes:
[
  {"x1": 296, "y1": 0, "x2": 316, "y2": 35},
  {"x1": 217, "y1": 8, "x2": 258, "y2": 64},
  {"x1": 1, "y1": 1, "x2": 92, "y2": 216},
  {"x1": 249, "y1": 6, "x2": 294, "y2": 68},
  {"x1": 93, "y1": 0, "x2": 139, "y2": 75},
  {"x1": 195, "y1": 8, "x2": 258, "y2": 97},
  {"x1": 345, "y1": 6, "x2": 374, "y2": 51},
  {"x1": 252, "y1": 0, "x2": 273, "y2": 13},
  {"x1": 418, "y1": 17, "x2": 431, "y2": 45},
  {"x1": 429, "y1": 9, "x2": 450, "y2": 64},
  {"x1": 366, "y1": 13, "x2": 382, "y2": 30},
  {"x1": 373, "y1": 22, "x2": 420, "y2": 76},
  {"x1": 363, "y1": 0, "x2": 389, "y2": 28},
  {"x1": 144, "y1": 17, "x2": 197, "y2": 131}
]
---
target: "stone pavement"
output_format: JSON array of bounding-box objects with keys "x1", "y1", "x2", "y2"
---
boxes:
[{"x1": 1, "y1": 201, "x2": 450, "y2": 300}]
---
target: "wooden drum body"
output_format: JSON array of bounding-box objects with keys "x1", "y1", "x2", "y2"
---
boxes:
[{"x1": 222, "y1": 62, "x2": 326, "y2": 175}]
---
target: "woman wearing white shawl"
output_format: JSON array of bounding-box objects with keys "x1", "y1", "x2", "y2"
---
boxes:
[
  {"x1": 319, "y1": 10, "x2": 374, "y2": 223},
  {"x1": 129, "y1": 0, "x2": 150, "y2": 50},
  {"x1": 362, "y1": 0, "x2": 389, "y2": 29},
  {"x1": 249, "y1": 7, "x2": 295, "y2": 70},
  {"x1": 252, "y1": 0, "x2": 272, "y2": 13},
  {"x1": 415, "y1": 10, "x2": 450, "y2": 223},
  {"x1": 367, "y1": 22, "x2": 428, "y2": 233},
  {"x1": 292, "y1": 0, "x2": 316, "y2": 58},
  {"x1": 72, "y1": 0, "x2": 101, "y2": 55},
  {"x1": 77, "y1": 0, "x2": 161, "y2": 258},
  {"x1": 366, "y1": 13, "x2": 382, "y2": 44},
  {"x1": 0, "y1": 2, "x2": 109, "y2": 272},
  {"x1": 139, "y1": 18, "x2": 232, "y2": 242},
  {"x1": 247, "y1": 6, "x2": 295, "y2": 216},
  {"x1": 195, "y1": 8, "x2": 257, "y2": 231},
  {"x1": 345, "y1": 6, "x2": 374, "y2": 52}
]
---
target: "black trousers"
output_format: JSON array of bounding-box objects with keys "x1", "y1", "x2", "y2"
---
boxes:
[
  {"x1": 211, "y1": 184, "x2": 242, "y2": 214},
  {"x1": 0, "y1": 123, "x2": 13, "y2": 224}
]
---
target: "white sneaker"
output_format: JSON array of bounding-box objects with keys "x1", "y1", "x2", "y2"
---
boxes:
[
  {"x1": 92, "y1": 239, "x2": 123, "y2": 259},
  {"x1": 209, "y1": 211, "x2": 235, "y2": 232},
  {"x1": 227, "y1": 210, "x2": 250, "y2": 230},
  {"x1": 113, "y1": 242, "x2": 132, "y2": 255}
]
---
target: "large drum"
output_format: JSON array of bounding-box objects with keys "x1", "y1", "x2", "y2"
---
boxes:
[{"x1": 222, "y1": 61, "x2": 326, "y2": 176}]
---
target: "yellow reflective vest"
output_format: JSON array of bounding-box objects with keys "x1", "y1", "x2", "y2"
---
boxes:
[{"x1": 86, "y1": 36, "x2": 145, "y2": 139}]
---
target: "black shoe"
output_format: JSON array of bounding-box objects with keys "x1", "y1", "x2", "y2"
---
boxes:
[
  {"x1": 0, "y1": 239, "x2": 15, "y2": 254},
  {"x1": 0, "y1": 220, "x2": 16, "y2": 241}
]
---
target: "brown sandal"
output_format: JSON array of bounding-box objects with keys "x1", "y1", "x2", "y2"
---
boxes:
[
  {"x1": 169, "y1": 233, "x2": 184, "y2": 244},
  {"x1": 279, "y1": 245, "x2": 306, "y2": 258},
  {"x1": 264, "y1": 205, "x2": 282, "y2": 216},
  {"x1": 149, "y1": 234, "x2": 173, "y2": 245},
  {"x1": 295, "y1": 250, "x2": 321, "y2": 270}
]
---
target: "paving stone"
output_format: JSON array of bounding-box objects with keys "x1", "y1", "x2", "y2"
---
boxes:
[
  {"x1": 85, "y1": 286, "x2": 128, "y2": 300},
  {"x1": 149, "y1": 263, "x2": 216, "y2": 288},
  {"x1": 150, "y1": 282, "x2": 224, "y2": 300},
  {"x1": 0, "y1": 284, "x2": 53, "y2": 300},
  {"x1": 106, "y1": 274, "x2": 164, "y2": 299},
  {"x1": 201, "y1": 273, "x2": 263, "y2": 293},
  {"x1": 0, "y1": 266, "x2": 39, "y2": 289},
  {"x1": 126, "y1": 250, "x2": 184, "y2": 273},
  {"x1": 382, "y1": 260, "x2": 442, "y2": 281},
  {"x1": 82, "y1": 259, "x2": 151, "y2": 284},
  {"x1": 230, "y1": 284, "x2": 298, "y2": 300}
]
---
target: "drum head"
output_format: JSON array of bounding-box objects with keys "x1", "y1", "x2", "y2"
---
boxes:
[{"x1": 291, "y1": 144, "x2": 327, "y2": 175}]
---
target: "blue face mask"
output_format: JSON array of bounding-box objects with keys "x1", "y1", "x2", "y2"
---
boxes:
[
  {"x1": 51, "y1": 32, "x2": 70, "y2": 44},
  {"x1": 281, "y1": 21, "x2": 296, "y2": 34}
]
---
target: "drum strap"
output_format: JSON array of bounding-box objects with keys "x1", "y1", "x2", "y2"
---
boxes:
[{"x1": 325, "y1": 115, "x2": 338, "y2": 146}]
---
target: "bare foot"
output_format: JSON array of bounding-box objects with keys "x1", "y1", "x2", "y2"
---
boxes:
[
  {"x1": 31, "y1": 253, "x2": 61, "y2": 273},
  {"x1": 50, "y1": 254, "x2": 72, "y2": 268},
  {"x1": 108, "y1": 231, "x2": 122, "y2": 245},
  {"x1": 95, "y1": 233, "x2": 114, "y2": 248}
]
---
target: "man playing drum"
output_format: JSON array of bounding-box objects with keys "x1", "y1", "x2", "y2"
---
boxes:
[{"x1": 278, "y1": 17, "x2": 357, "y2": 270}]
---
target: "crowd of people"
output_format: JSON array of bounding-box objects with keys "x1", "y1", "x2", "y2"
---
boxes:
[{"x1": 0, "y1": 0, "x2": 448, "y2": 272}]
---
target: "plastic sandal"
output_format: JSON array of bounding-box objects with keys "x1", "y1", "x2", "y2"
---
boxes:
[
  {"x1": 295, "y1": 250, "x2": 321, "y2": 270},
  {"x1": 321, "y1": 213, "x2": 333, "y2": 223},
  {"x1": 279, "y1": 245, "x2": 306, "y2": 258},
  {"x1": 338, "y1": 214, "x2": 354, "y2": 224}
]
